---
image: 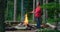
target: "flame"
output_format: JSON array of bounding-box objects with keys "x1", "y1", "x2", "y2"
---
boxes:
[{"x1": 24, "y1": 14, "x2": 28, "y2": 26}]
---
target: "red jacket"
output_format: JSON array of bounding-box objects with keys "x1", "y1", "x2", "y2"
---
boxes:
[{"x1": 35, "y1": 6, "x2": 41, "y2": 18}]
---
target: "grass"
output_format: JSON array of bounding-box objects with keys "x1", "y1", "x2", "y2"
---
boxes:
[{"x1": 37, "y1": 28, "x2": 60, "y2": 32}]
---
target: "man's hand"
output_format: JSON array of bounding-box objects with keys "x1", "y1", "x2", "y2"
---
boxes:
[
  {"x1": 29, "y1": 12, "x2": 34, "y2": 13},
  {"x1": 29, "y1": 10, "x2": 35, "y2": 13},
  {"x1": 29, "y1": 11, "x2": 35, "y2": 13}
]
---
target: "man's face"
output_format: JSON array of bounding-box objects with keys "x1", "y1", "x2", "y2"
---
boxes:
[
  {"x1": 37, "y1": 2, "x2": 40, "y2": 6},
  {"x1": 37, "y1": 3, "x2": 39, "y2": 6}
]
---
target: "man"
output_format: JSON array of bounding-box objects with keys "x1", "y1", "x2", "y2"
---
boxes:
[{"x1": 30, "y1": 2, "x2": 42, "y2": 29}]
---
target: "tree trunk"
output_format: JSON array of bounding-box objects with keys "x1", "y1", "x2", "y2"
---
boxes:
[
  {"x1": 54, "y1": 0, "x2": 59, "y2": 30},
  {"x1": 0, "y1": 0, "x2": 7, "y2": 32},
  {"x1": 14, "y1": 0, "x2": 17, "y2": 22},
  {"x1": 33, "y1": 0, "x2": 35, "y2": 22},
  {"x1": 42, "y1": 0, "x2": 46, "y2": 24},
  {"x1": 45, "y1": 0, "x2": 48, "y2": 23},
  {"x1": 21, "y1": 0, "x2": 24, "y2": 22}
]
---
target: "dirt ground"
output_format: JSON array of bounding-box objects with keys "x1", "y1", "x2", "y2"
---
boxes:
[{"x1": 5, "y1": 30, "x2": 35, "y2": 32}]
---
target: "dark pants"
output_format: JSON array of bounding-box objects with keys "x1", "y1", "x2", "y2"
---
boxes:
[{"x1": 35, "y1": 17, "x2": 41, "y2": 29}]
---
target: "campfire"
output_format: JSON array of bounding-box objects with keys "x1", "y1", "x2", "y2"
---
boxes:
[
  {"x1": 14, "y1": 14, "x2": 56, "y2": 30},
  {"x1": 23, "y1": 14, "x2": 29, "y2": 26}
]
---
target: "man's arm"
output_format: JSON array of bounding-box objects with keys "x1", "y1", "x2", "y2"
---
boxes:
[{"x1": 29, "y1": 9, "x2": 35, "y2": 13}]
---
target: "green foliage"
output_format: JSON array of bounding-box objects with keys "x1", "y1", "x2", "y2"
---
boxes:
[
  {"x1": 41, "y1": 2, "x2": 60, "y2": 18},
  {"x1": 41, "y1": 2, "x2": 60, "y2": 10},
  {"x1": 5, "y1": 0, "x2": 14, "y2": 20},
  {"x1": 38, "y1": 29, "x2": 60, "y2": 32}
]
